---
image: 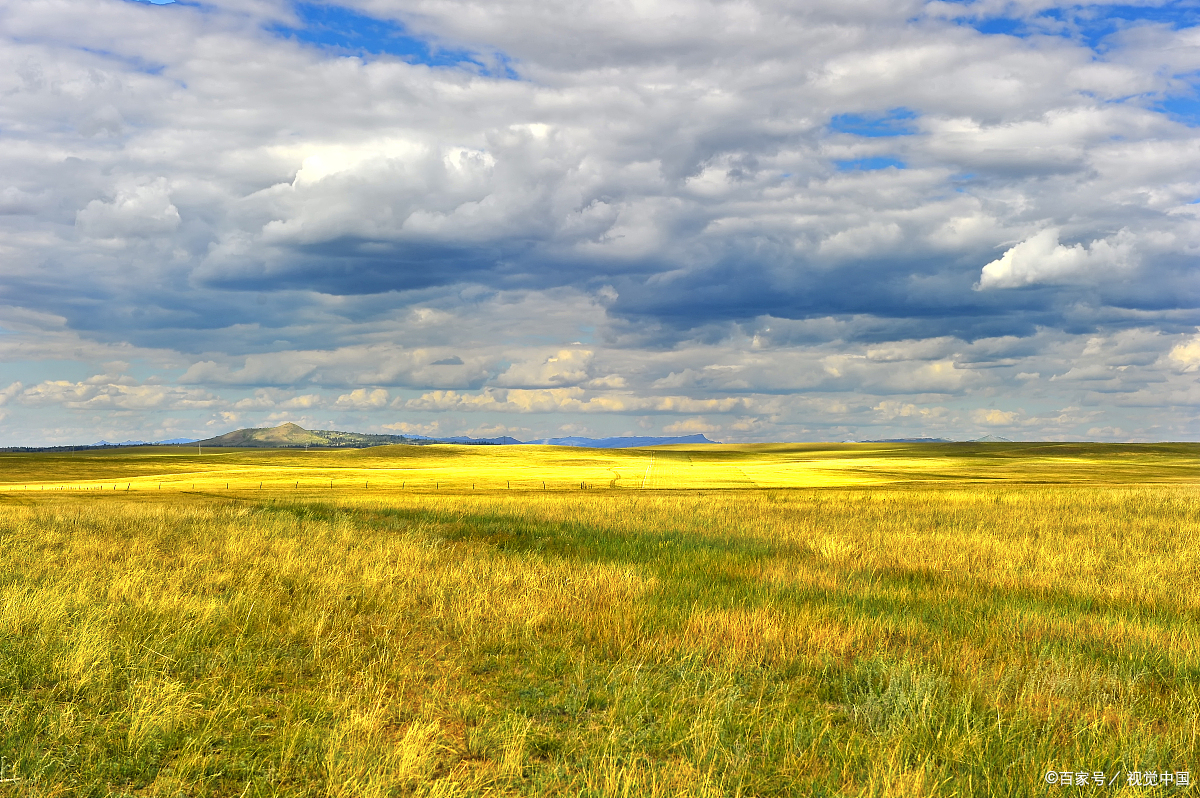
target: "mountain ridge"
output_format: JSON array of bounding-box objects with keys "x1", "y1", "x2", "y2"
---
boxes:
[
  {"x1": 192, "y1": 423, "x2": 719, "y2": 449},
  {"x1": 196, "y1": 422, "x2": 425, "y2": 449}
]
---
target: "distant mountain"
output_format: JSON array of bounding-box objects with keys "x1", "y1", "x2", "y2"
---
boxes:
[
  {"x1": 435, "y1": 435, "x2": 523, "y2": 445},
  {"x1": 401, "y1": 434, "x2": 522, "y2": 445},
  {"x1": 196, "y1": 422, "x2": 420, "y2": 449},
  {"x1": 193, "y1": 424, "x2": 720, "y2": 449},
  {"x1": 524, "y1": 433, "x2": 719, "y2": 448},
  {"x1": 193, "y1": 423, "x2": 520, "y2": 449},
  {"x1": 54, "y1": 425, "x2": 1020, "y2": 451}
]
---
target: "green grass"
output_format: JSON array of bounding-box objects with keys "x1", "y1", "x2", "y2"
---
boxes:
[{"x1": 0, "y1": 443, "x2": 1197, "y2": 796}]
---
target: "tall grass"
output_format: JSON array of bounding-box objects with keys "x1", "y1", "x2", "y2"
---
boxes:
[{"x1": 1, "y1": 473, "x2": 1198, "y2": 794}]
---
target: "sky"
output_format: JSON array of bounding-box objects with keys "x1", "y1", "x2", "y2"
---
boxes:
[{"x1": 1, "y1": 0, "x2": 1199, "y2": 445}]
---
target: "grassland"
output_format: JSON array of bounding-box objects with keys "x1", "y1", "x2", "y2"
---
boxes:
[{"x1": 1, "y1": 442, "x2": 1198, "y2": 796}]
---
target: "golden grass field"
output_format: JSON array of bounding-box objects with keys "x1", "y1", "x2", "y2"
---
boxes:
[{"x1": 1, "y1": 442, "x2": 1198, "y2": 796}]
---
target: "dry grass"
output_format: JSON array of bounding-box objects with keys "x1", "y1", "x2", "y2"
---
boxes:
[{"x1": 0, "y1": 442, "x2": 1197, "y2": 796}]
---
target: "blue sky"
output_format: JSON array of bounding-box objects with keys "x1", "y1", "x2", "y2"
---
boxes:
[
  {"x1": 268, "y1": 3, "x2": 503, "y2": 72},
  {"x1": 0, "y1": 0, "x2": 1198, "y2": 444}
]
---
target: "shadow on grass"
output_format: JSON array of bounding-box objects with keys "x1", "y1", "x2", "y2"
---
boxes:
[{"x1": 263, "y1": 499, "x2": 1198, "y2": 679}]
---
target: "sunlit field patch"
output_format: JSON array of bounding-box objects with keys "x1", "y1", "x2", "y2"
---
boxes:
[{"x1": 0, "y1": 442, "x2": 1197, "y2": 796}]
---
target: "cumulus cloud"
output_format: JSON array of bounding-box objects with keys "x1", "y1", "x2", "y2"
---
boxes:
[
  {"x1": 179, "y1": 345, "x2": 489, "y2": 389},
  {"x1": 971, "y1": 408, "x2": 1021, "y2": 426},
  {"x1": 976, "y1": 228, "x2": 1137, "y2": 289},
  {"x1": 1, "y1": 0, "x2": 1199, "y2": 444},
  {"x1": 403, "y1": 387, "x2": 753, "y2": 414},
  {"x1": 334, "y1": 387, "x2": 390, "y2": 408},
  {"x1": 75, "y1": 178, "x2": 180, "y2": 240},
  {"x1": 462, "y1": 422, "x2": 530, "y2": 438},
  {"x1": 6, "y1": 0, "x2": 1196, "y2": 334},
  {"x1": 181, "y1": 358, "x2": 318, "y2": 387},
  {"x1": 662, "y1": 417, "x2": 717, "y2": 434},
  {"x1": 494, "y1": 349, "x2": 593, "y2": 387},
  {"x1": 874, "y1": 401, "x2": 948, "y2": 421},
  {"x1": 232, "y1": 389, "x2": 325, "y2": 410},
  {"x1": 382, "y1": 419, "x2": 442, "y2": 435},
  {"x1": 0, "y1": 383, "x2": 23, "y2": 406},
  {"x1": 1169, "y1": 333, "x2": 1200, "y2": 372},
  {"x1": 19, "y1": 379, "x2": 220, "y2": 411},
  {"x1": 282, "y1": 394, "x2": 323, "y2": 409}
]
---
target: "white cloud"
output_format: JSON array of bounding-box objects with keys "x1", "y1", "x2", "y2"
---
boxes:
[
  {"x1": 1169, "y1": 333, "x2": 1200, "y2": 372},
  {"x1": 971, "y1": 408, "x2": 1020, "y2": 426},
  {"x1": 232, "y1": 389, "x2": 325, "y2": 410},
  {"x1": 977, "y1": 228, "x2": 1136, "y2": 289},
  {"x1": 874, "y1": 400, "x2": 948, "y2": 420},
  {"x1": 0, "y1": 382, "x2": 23, "y2": 406},
  {"x1": 281, "y1": 394, "x2": 323, "y2": 409},
  {"x1": 181, "y1": 358, "x2": 318, "y2": 387},
  {"x1": 403, "y1": 387, "x2": 753, "y2": 414},
  {"x1": 382, "y1": 419, "x2": 442, "y2": 436},
  {"x1": 662, "y1": 417, "x2": 717, "y2": 434},
  {"x1": 727, "y1": 416, "x2": 765, "y2": 433},
  {"x1": 0, "y1": 0, "x2": 1197, "y2": 443},
  {"x1": 462, "y1": 423, "x2": 529, "y2": 438},
  {"x1": 75, "y1": 178, "x2": 180, "y2": 240},
  {"x1": 19, "y1": 379, "x2": 219, "y2": 411},
  {"x1": 334, "y1": 388, "x2": 390, "y2": 409},
  {"x1": 493, "y1": 349, "x2": 594, "y2": 387}
]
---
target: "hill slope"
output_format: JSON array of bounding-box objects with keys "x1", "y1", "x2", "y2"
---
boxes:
[
  {"x1": 195, "y1": 424, "x2": 720, "y2": 449},
  {"x1": 196, "y1": 422, "x2": 419, "y2": 449}
]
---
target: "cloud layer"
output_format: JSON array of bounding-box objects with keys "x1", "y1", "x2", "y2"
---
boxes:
[{"x1": 0, "y1": 0, "x2": 1198, "y2": 443}]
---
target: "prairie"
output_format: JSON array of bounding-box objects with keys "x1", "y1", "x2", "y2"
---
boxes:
[{"x1": 0, "y1": 442, "x2": 1197, "y2": 796}]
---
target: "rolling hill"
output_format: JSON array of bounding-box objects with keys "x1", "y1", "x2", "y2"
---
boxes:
[{"x1": 195, "y1": 422, "x2": 418, "y2": 449}]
